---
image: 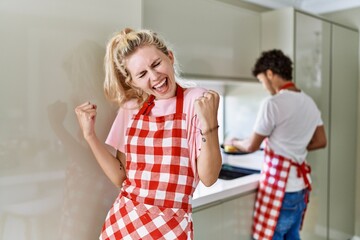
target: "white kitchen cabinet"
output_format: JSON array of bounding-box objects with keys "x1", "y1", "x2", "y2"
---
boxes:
[
  {"x1": 295, "y1": 13, "x2": 331, "y2": 240},
  {"x1": 142, "y1": 0, "x2": 261, "y2": 79},
  {"x1": 221, "y1": 192, "x2": 256, "y2": 239},
  {"x1": 193, "y1": 191, "x2": 256, "y2": 239},
  {"x1": 261, "y1": 8, "x2": 359, "y2": 240},
  {"x1": 328, "y1": 24, "x2": 358, "y2": 239},
  {"x1": 193, "y1": 203, "x2": 222, "y2": 240}
]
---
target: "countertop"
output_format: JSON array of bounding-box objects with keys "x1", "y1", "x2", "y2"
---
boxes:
[{"x1": 192, "y1": 150, "x2": 264, "y2": 209}]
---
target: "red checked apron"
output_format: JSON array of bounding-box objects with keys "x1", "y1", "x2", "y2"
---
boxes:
[
  {"x1": 100, "y1": 85, "x2": 198, "y2": 240},
  {"x1": 252, "y1": 141, "x2": 311, "y2": 240}
]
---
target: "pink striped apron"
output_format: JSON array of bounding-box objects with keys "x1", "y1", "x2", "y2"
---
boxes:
[{"x1": 100, "y1": 85, "x2": 198, "y2": 240}]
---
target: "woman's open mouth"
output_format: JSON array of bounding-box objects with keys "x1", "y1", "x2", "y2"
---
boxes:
[{"x1": 152, "y1": 78, "x2": 168, "y2": 93}]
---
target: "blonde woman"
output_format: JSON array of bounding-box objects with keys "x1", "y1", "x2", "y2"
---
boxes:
[{"x1": 75, "y1": 28, "x2": 222, "y2": 239}]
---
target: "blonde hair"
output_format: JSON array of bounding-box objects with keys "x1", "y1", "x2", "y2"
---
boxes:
[{"x1": 103, "y1": 28, "x2": 175, "y2": 107}]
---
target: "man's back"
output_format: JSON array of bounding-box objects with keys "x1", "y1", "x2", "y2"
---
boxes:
[{"x1": 254, "y1": 90, "x2": 322, "y2": 162}]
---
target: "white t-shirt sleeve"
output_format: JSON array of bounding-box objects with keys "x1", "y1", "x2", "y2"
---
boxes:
[
  {"x1": 317, "y1": 112, "x2": 324, "y2": 126},
  {"x1": 254, "y1": 98, "x2": 276, "y2": 136}
]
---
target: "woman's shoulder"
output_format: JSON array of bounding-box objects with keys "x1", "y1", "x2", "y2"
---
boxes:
[
  {"x1": 184, "y1": 86, "x2": 207, "y2": 100},
  {"x1": 122, "y1": 99, "x2": 140, "y2": 109},
  {"x1": 117, "y1": 99, "x2": 139, "y2": 115}
]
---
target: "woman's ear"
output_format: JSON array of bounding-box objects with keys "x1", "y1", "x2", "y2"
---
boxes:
[{"x1": 168, "y1": 50, "x2": 175, "y2": 64}]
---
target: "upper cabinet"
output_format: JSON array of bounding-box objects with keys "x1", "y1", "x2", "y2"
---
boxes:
[
  {"x1": 261, "y1": 8, "x2": 296, "y2": 58},
  {"x1": 142, "y1": 0, "x2": 261, "y2": 79}
]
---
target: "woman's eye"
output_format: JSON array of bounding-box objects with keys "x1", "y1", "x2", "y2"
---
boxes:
[
  {"x1": 138, "y1": 72, "x2": 146, "y2": 78},
  {"x1": 153, "y1": 61, "x2": 161, "y2": 67}
]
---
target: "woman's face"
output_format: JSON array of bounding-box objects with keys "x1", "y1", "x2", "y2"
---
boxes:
[{"x1": 126, "y1": 45, "x2": 177, "y2": 100}]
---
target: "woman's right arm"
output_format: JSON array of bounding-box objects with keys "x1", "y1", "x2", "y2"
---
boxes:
[{"x1": 75, "y1": 102, "x2": 126, "y2": 187}]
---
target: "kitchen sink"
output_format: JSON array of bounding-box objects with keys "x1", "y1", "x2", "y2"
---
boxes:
[{"x1": 218, "y1": 164, "x2": 260, "y2": 180}]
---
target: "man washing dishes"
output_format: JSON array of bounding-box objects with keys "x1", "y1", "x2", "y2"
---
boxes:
[{"x1": 225, "y1": 49, "x2": 327, "y2": 240}]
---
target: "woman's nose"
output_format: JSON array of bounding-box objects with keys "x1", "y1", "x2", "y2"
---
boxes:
[{"x1": 148, "y1": 69, "x2": 159, "y2": 81}]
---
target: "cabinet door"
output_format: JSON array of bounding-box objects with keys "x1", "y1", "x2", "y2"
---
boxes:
[
  {"x1": 193, "y1": 204, "x2": 223, "y2": 240},
  {"x1": 329, "y1": 24, "x2": 358, "y2": 240},
  {"x1": 143, "y1": 0, "x2": 260, "y2": 79},
  {"x1": 221, "y1": 192, "x2": 256, "y2": 239},
  {"x1": 193, "y1": 191, "x2": 256, "y2": 240},
  {"x1": 260, "y1": 8, "x2": 295, "y2": 59},
  {"x1": 295, "y1": 12, "x2": 331, "y2": 240}
]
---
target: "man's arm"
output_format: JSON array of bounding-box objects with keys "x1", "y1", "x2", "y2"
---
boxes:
[
  {"x1": 232, "y1": 132, "x2": 267, "y2": 153},
  {"x1": 307, "y1": 125, "x2": 327, "y2": 151}
]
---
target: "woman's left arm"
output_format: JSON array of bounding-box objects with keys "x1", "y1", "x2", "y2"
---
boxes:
[{"x1": 194, "y1": 90, "x2": 222, "y2": 187}]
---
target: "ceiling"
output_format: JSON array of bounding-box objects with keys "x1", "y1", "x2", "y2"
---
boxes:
[{"x1": 241, "y1": 0, "x2": 360, "y2": 14}]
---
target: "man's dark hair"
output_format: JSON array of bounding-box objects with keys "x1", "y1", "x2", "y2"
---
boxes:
[{"x1": 252, "y1": 49, "x2": 293, "y2": 80}]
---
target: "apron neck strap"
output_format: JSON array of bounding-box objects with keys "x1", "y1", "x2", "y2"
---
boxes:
[
  {"x1": 175, "y1": 84, "x2": 184, "y2": 114},
  {"x1": 136, "y1": 84, "x2": 184, "y2": 116},
  {"x1": 137, "y1": 95, "x2": 155, "y2": 116},
  {"x1": 279, "y1": 82, "x2": 295, "y2": 91}
]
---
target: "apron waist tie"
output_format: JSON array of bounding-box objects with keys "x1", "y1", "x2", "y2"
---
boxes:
[
  {"x1": 291, "y1": 161, "x2": 312, "y2": 191},
  {"x1": 291, "y1": 161, "x2": 311, "y2": 230}
]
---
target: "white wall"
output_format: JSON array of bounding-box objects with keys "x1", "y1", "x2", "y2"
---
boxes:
[
  {"x1": 323, "y1": 7, "x2": 360, "y2": 237},
  {"x1": 0, "y1": 1, "x2": 142, "y2": 239}
]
